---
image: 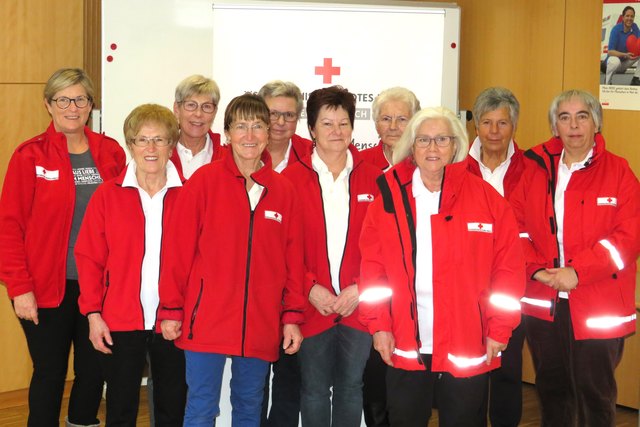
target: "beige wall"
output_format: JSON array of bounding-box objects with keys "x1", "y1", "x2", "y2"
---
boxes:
[{"x1": 0, "y1": 0, "x2": 638, "y2": 407}]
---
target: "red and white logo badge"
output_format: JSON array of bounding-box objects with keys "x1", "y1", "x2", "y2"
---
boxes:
[
  {"x1": 35, "y1": 165, "x2": 59, "y2": 180},
  {"x1": 467, "y1": 222, "x2": 493, "y2": 233},
  {"x1": 357, "y1": 194, "x2": 374, "y2": 202},
  {"x1": 597, "y1": 197, "x2": 617, "y2": 207},
  {"x1": 264, "y1": 210, "x2": 282, "y2": 223}
]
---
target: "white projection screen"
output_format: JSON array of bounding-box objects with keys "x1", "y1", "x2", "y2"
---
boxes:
[{"x1": 102, "y1": 0, "x2": 460, "y2": 151}]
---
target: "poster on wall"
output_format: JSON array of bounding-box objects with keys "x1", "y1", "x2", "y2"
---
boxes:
[{"x1": 599, "y1": 0, "x2": 640, "y2": 110}]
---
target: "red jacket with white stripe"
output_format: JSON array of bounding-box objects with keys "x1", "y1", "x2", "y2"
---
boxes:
[
  {"x1": 75, "y1": 164, "x2": 183, "y2": 331},
  {"x1": 510, "y1": 134, "x2": 639, "y2": 339},
  {"x1": 359, "y1": 141, "x2": 391, "y2": 171},
  {"x1": 465, "y1": 140, "x2": 526, "y2": 201},
  {"x1": 157, "y1": 151, "x2": 306, "y2": 362},
  {"x1": 0, "y1": 122, "x2": 125, "y2": 307},
  {"x1": 282, "y1": 145, "x2": 380, "y2": 338},
  {"x1": 169, "y1": 130, "x2": 225, "y2": 180},
  {"x1": 359, "y1": 159, "x2": 525, "y2": 377}
]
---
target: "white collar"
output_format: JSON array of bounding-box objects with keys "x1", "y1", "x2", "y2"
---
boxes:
[
  {"x1": 560, "y1": 146, "x2": 594, "y2": 171},
  {"x1": 122, "y1": 160, "x2": 182, "y2": 190},
  {"x1": 177, "y1": 133, "x2": 213, "y2": 157},
  {"x1": 469, "y1": 136, "x2": 515, "y2": 167},
  {"x1": 311, "y1": 148, "x2": 353, "y2": 176}
]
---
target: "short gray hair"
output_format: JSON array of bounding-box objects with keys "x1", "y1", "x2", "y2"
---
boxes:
[
  {"x1": 393, "y1": 107, "x2": 469, "y2": 166},
  {"x1": 258, "y1": 80, "x2": 304, "y2": 115},
  {"x1": 472, "y1": 87, "x2": 520, "y2": 129},
  {"x1": 174, "y1": 74, "x2": 220, "y2": 105},
  {"x1": 372, "y1": 87, "x2": 421, "y2": 121},
  {"x1": 548, "y1": 89, "x2": 602, "y2": 135}
]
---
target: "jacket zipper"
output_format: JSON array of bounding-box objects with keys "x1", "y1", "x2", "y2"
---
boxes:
[
  {"x1": 188, "y1": 279, "x2": 204, "y2": 339},
  {"x1": 101, "y1": 271, "x2": 111, "y2": 311},
  {"x1": 478, "y1": 302, "x2": 485, "y2": 346},
  {"x1": 312, "y1": 170, "x2": 337, "y2": 297},
  {"x1": 240, "y1": 177, "x2": 266, "y2": 355},
  {"x1": 543, "y1": 146, "x2": 562, "y2": 317},
  {"x1": 241, "y1": 209, "x2": 256, "y2": 356},
  {"x1": 336, "y1": 171, "x2": 355, "y2": 295}
]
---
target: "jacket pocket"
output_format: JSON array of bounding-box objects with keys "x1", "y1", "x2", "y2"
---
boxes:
[{"x1": 188, "y1": 279, "x2": 204, "y2": 340}]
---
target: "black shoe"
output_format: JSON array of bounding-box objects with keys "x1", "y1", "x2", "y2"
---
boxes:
[{"x1": 631, "y1": 77, "x2": 640, "y2": 86}]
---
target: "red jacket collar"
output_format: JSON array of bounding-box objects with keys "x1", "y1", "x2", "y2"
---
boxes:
[
  {"x1": 223, "y1": 147, "x2": 274, "y2": 185},
  {"x1": 527, "y1": 133, "x2": 606, "y2": 172},
  {"x1": 385, "y1": 157, "x2": 469, "y2": 212},
  {"x1": 46, "y1": 121, "x2": 96, "y2": 150}
]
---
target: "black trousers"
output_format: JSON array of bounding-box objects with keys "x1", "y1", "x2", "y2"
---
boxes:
[
  {"x1": 483, "y1": 321, "x2": 526, "y2": 427},
  {"x1": 386, "y1": 354, "x2": 488, "y2": 427},
  {"x1": 98, "y1": 330, "x2": 187, "y2": 427},
  {"x1": 362, "y1": 345, "x2": 389, "y2": 426},
  {"x1": 261, "y1": 343, "x2": 301, "y2": 427},
  {"x1": 19, "y1": 280, "x2": 103, "y2": 426},
  {"x1": 525, "y1": 300, "x2": 624, "y2": 427}
]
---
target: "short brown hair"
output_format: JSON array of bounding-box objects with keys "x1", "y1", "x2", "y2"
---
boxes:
[
  {"x1": 306, "y1": 86, "x2": 356, "y2": 130},
  {"x1": 223, "y1": 93, "x2": 270, "y2": 131}
]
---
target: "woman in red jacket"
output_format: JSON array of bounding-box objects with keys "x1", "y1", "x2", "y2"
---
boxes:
[
  {"x1": 171, "y1": 74, "x2": 225, "y2": 179},
  {"x1": 359, "y1": 86, "x2": 421, "y2": 427},
  {"x1": 359, "y1": 107, "x2": 525, "y2": 427},
  {"x1": 282, "y1": 86, "x2": 380, "y2": 427},
  {"x1": 158, "y1": 93, "x2": 305, "y2": 426},
  {"x1": 75, "y1": 104, "x2": 187, "y2": 426},
  {"x1": 510, "y1": 89, "x2": 640, "y2": 426},
  {"x1": 360, "y1": 86, "x2": 421, "y2": 172},
  {"x1": 468, "y1": 87, "x2": 527, "y2": 427},
  {"x1": 0, "y1": 68, "x2": 125, "y2": 427}
]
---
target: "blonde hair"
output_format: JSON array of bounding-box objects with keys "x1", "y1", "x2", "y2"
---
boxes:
[
  {"x1": 123, "y1": 104, "x2": 180, "y2": 147},
  {"x1": 44, "y1": 68, "x2": 95, "y2": 103}
]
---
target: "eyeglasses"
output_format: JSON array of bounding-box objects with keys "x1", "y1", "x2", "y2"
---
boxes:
[
  {"x1": 51, "y1": 96, "x2": 91, "y2": 109},
  {"x1": 557, "y1": 112, "x2": 591, "y2": 125},
  {"x1": 269, "y1": 110, "x2": 298, "y2": 122},
  {"x1": 377, "y1": 115, "x2": 409, "y2": 127},
  {"x1": 130, "y1": 136, "x2": 171, "y2": 147},
  {"x1": 179, "y1": 100, "x2": 217, "y2": 114},
  {"x1": 230, "y1": 122, "x2": 269, "y2": 134},
  {"x1": 414, "y1": 135, "x2": 455, "y2": 148}
]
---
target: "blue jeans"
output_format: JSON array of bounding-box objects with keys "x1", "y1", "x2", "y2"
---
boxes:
[
  {"x1": 184, "y1": 351, "x2": 269, "y2": 427},
  {"x1": 298, "y1": 324, "x2": 372, "y2": 427}
]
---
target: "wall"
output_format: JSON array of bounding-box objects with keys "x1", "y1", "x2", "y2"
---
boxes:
[
  {"x1": 0, "y1": 0, "x2": 638, "y2": 407},
  {"x1": 0, "y1": 0, "x2": 85, "y2": 393}
]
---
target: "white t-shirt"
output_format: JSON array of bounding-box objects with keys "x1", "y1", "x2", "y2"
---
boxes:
[
  {"x1": 412, "y1": 167, "x2": 441, "y2": 354},
  {"x1": 554, "y1": 147, "x2": 593, "y2": 299},
  {"x1": 122, "y1": 160, "x2": 182, "y2": 329},
  {"x1": 176, "y1": 133, "x2": 214, "y2": 179},
  {"x1": 468, "y1": 136, "x2": 515, "y2": 197},
  {"x1": 312, "y1": 149, "x2": 353, "y2": 295}
]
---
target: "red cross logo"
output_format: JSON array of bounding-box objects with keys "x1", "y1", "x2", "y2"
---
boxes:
[
  {"x1": 607, "y1": 197, "x2": 613, "y2": 203},
  {"x1": 315, "y1": 58, "x2": 341, "y2": 84},
  {"x1": 275, "y1": 213, "x2": 280, "y2": 220},
  {"x1": 477, "y1": 223, "x2": 483, "y2": 230}
]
